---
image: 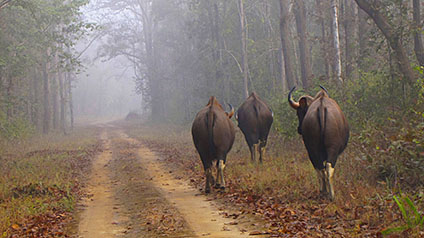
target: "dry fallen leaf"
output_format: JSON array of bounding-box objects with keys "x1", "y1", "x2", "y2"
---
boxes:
[{"x1": 11, "y1": 224, "x2": 20, "y2": 230}]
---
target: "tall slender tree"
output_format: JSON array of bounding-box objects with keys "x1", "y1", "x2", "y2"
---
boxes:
[
  {"x1": 354, "y1": 0, "x2": 416, "y2": 83},
  {"x1": 294, "y1": 0, "x2": 312, "y2": 89},
  {"x1": 238, "y1": 0, "x2": 249, "y2": 99},
  {"x1": 413, "y1": 0, "x2": 424, "y2": 66},
  {"x1": 331, "y1": 0, "x2": 343, "y2": 83},
  {"x1": 278, "y1": 0, "x2": 296, "y2": 89}
]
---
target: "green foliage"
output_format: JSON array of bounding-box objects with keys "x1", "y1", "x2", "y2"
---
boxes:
[
  {"x1": 382, "y1": 193, "x2": 424, "y2": 236},
  {"x1": 266, "y1": 70, "x2": 424, "y2": 189},
  {"x1": 0, "y1": 112, "x2": 34, "y2": 141},
  {"x1": 0, "y1": 0, "x2": 94, "y2": 134},
  {"x1": 268, "y1": 89, "x2": 305, "y2": 139}
]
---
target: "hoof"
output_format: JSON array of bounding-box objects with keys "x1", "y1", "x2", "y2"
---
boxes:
[
  {"x1": 318, "y1": 191, "x2": 328, "y2": 199},
  {"x1": 205, "y1": 188, "x2": 211, "y2": 194},
  {"x1": 219, "y1": 186, "x2": 225, "y2": 190},
  {"x1": 214, "y1": 184, "x2": 221, "y2": 189}
]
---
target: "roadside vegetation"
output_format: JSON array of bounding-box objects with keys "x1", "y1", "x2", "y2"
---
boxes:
[
  {"x1": 123, "y1": 79, "x2": 424, "y2": 238},
  {"x1": 0, "y1": 127, "x2": 101, "y2": 237}
]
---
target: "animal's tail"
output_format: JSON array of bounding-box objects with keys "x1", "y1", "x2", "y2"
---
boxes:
[
  {"x1": 253, "y1": 102, "x2": 262, "y2": 140},
  {"x1": 317, "y1": 99, "x2": 327, "y2": 162},
  {"x1": 207, "y1": 98, "x2": 216, "y2": 156}
]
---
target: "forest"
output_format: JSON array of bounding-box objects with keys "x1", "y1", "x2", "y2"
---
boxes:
[{"x1": 0, "y1": 0, "x2": 424, "y2": 237}]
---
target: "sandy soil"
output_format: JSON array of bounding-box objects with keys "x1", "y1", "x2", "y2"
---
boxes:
[
  {"x1": 119, "y1": 131, "x2": 253, "y2": 238},
  {"x1": 77, "y1": 129, "x2": 128, "y2": 238},
  {"x1": 77, "y1": 126, "x2": 261, "y2": 238}
]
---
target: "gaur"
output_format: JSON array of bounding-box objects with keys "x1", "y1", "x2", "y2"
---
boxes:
[
  {"x1": 236, "y1": 92, "x2": 273, "y2": 163},
  {"x1": 288, "y1": 86, "x2": 349, "y2": 200},
  {"x1": 192, "y1": 96, "x2": 235, "y2": 193}
]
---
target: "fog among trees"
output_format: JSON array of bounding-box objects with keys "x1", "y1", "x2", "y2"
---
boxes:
[
  {"x1": 2, "y1": 0, "x2": 424, "y2": 131},
  {"x1": 2, "y1": 0, "x2": 424, "y2": 237}
]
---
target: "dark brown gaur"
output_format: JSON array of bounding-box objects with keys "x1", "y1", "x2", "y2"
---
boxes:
[
  {"x1": 191, "y1": 96, "x2": 235, "y2": 193},
  {"x1": 236, "y1": 92, "x2": 273, "y2": 163},
  {"x1": 288, "y1": 86, "x2": 349, "y2": 200}
]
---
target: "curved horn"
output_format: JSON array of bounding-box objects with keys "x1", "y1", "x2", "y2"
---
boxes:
[
  {"x1": 227, "y1": 103, "x2": 235, "y2": 118},
  {"x1": 319, "y1": 85, "x2": 329, "y2": 95},
  {"x1": 288, "y1": 86, "x2": 300, "y2": 109}
]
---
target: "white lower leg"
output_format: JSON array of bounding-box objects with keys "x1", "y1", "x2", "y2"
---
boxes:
[
  {"x1": 325, "y1": 162, "x2": 335, "y2": 200},
  {"x1": 215, "y1": 164, "x2": 220, "y2": 186},
  {"x1": 259, "y1": 144, "x2": 266, "y2": 162},
  {"x1": 218, "y1": 160, "x2": 226, "y2": 188}
]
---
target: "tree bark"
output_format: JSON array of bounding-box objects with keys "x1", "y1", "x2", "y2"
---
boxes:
[
  {"x1": 6, "y1": 77, "x2": 13, "y2": 120},
  {"x1": 358, "y1": 8, "x2": 369, "y2": 69},
  {"x1": 52, "y1": 68, "x2": 58, "y2": 130},
  {"x1": 354, "y1": 0, "x2": 416, "y2": 83},
  {"x1": 31, "y1": 72, "x2": 39, "y2": 129},
  {"x1": 239, "y1": 0, "x2": 249, "y2": 99},
  {"x1": 140, "y1": 1, "x2": 163, "y2": 119},
  {"x1": 264, "y1": 1, "x2": 276, "y2": 93},
  {"x1": 0, "y1": 0, "x2": 12, "y2": 10},
  {"x1": 59, "y1": 71, "x2": 65, "y2": 133},
  {"x1": 413, "y1": 0, "x2": 424, "y2": 66},
  {"x1": 279, "y1": 49, "x2": 287, "y2": 92},
  {"x1": 294, "y1": 0, "x2": 312, "y2": 89},
  {"x1": 278, "y1": 0, "x2": 296, "y2": 89},
  {"x1": 66, "y1": 72, "x2": 74, "y2": 131},
  {"x1": 344, "y1": 0, "x2": 355, "y2": 80},
  {"x1": 315, "y1": 0, "x2": 330, "y2": 80},
  {"x1": 43, "y1": 61, "x2": 50, "y2": 134},
  {"x1": 331, "y1": 0, "x2": 343, "y2": 84}
]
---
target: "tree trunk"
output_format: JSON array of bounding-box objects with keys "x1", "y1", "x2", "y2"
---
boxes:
[
  {"x1": 331, "y1": 0, "x2": 343, "y2": 84},
  {"x1": 140, "y1": 1, "x2": 163, "y2": 119},
  {"x1": 354, "y1": 0, "x2": 416, "y2": 83},
  {"x1": 59, "y1": 71, "x2": 65, "y2": 133},
  {"x1": 31, "y1": 72, "x2": 39, "y2": 129},
  {"x1": 294, "y1": 0, "x2": 312, "y2": 89},
  {"x1": 343, "y1": 0, "x2": 352, "y2": 79},
  {"x1": 66, "y1": 72, "x2": 74, "y2": 131},
  {"x1": 264, "y1": 1, "x2": 277, "y2": 93},
  {"x1": 278, "y1": 0, "x2": 296, "y2": 89},
  {"x1": 358, "y1": 8, "x2": 368, "y2": 69},
  {"x1": 279, "y1": 49, "x2": 287, "y2": 92},
  {"x1": 239, "y1": 0, "x2": 249, "y2": 99},
  {"x1": 315, "y1": 0, "x2": 330, "y2": 80},
  {"x1": 6, "y1": 77, "x2": 13, "y2": 120},
  {"x1": 52, "y1": 71, "x2": 58, "y2": 130},
  {"x1": 413, "y1": 0, "x2": 424, "y2": 66},
  {"x1": 43, "y1": 61, "x2": 50, "y2": 134}
]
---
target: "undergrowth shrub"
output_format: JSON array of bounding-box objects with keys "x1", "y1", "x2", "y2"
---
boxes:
[
  {"x1": 0, "y1": 111, "x2": 34, "y2": 141},
  {"x1": 269, "y1": 88, "x2": 306, "y2": 139}
]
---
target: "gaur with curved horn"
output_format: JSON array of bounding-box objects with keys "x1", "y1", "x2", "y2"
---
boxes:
[
  {"x1": 288, "y1": 86, "x2": 300, "y2": 109},
  {"x1": 192, "y1": 97, "x2": 235, "y2": 193},
  {"x1": 288, "y1": 87, "x2": 349, "y2": 200},
  {"x1": 319, "y1": 85, "x2": 329, "y2": 95}
]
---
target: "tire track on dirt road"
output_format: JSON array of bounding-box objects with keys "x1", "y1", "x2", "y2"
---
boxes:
[
  {"x1": 78, "y1": 128, "x2": 128, "y2": 238},
  {"x1": 118, "y1": 130, "x2": 256, "y2": 238}
]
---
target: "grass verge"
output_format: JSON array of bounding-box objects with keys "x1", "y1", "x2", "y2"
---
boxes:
[
  {"x1": 0, "y1": 126, "x2": 101, "y2": 237},
  {"x1": 122, "y1": 121, "x2": 423, "y2": 237}
]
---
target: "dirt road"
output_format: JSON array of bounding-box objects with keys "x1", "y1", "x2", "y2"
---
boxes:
[
  {"x1": 78, "y1": 129, "x2": 128, "y2": 237},
  {"x1": 77, "y1": 126, "x2": 260, "y2": 237}
]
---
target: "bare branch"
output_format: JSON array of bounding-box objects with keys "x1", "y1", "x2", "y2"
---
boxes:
[{"x1": 0, "y1": 0, "x2": 12, "y2": 11}]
